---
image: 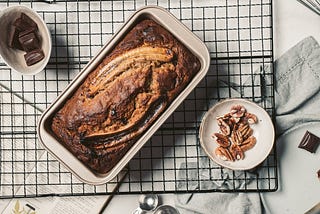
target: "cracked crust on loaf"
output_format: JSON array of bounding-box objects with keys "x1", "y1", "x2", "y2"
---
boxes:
[{"x1": 51, "y1": 19, "x2": 201, "y2": 174}]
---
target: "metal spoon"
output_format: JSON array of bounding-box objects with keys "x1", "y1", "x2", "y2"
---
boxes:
[
  {"x1": 133, "y1": 194, "x2": 159, "y2": 214},
  {"x1": 153, "y1": 205, "x2": 180, "y2": 214}
]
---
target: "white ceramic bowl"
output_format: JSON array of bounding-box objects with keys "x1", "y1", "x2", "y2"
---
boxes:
[
  {"x1": 0, "y1": 5, "x2": 51, "y2": 75},
  {"x1": 199, "y1": 98, "x2": 275, "y2": 170}
]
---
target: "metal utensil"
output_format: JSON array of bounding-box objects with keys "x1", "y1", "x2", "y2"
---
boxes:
[
  {"x1": 297, "y1": 0, "x2": 320, "y2": 15},
  {"x1": 133, "y1": 194, "x2": 159, "y2": 214},
  {"x1": 153, "y1": 205, "x2": 180, "y2": 214}
]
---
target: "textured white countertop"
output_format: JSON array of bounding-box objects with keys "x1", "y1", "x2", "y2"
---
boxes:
[
  {"x1": 273, "y1": 0, "x2": 320, "y2": 59},
  {"x1": 103, "y1": 0, "x2": 320, "y2": 213},
  {"x1": 0, "y1": 1, "x2": 319, "y2": 213}
]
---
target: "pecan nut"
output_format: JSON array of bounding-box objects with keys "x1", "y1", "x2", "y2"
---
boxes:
[
  {"x1": 244, "y1": 112, "x2": 258, "y2": 124},
  {"x1": 212, "y1": 104, "x2": 258, "y2": 162},
  {"x1": 229, "y1": 143, "x2": 244, "y2": 160},
  {"x1": 231, "y1": 130, "x2": 243, "y2": 145},
  {"x1": 237, "y1": 122, "x2": 253, "y2": 140},
  {"x1": 217, "y1": 118, "x2": 231, "y2": 136},
  {"x1": 230, "y1": 105, "x2": 246, "y2": 118},
  {"x1": 215, "y1": 146, "x2": 234, "y2": 161},
  {"x1": 213, "y1": 133, "x2": 230, "y2": 147},
  {"x1": 240, "y1": 136, "x2": 257, "y2": 151}
]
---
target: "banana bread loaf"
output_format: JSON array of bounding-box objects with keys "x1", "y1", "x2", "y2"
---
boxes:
[{"x1": 51, "y1": 19, "x2": 201, "y2": 174}]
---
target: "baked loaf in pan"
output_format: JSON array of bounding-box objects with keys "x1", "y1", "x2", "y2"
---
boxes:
[{"x1": 51, "y1": 19, "x2": 201, "y2": 174}]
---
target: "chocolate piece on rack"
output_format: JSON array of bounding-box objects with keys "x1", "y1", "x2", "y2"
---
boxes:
[
  {"x1": 18, "y1": 31, "x2": 40, "y2": 52},
  {"x1": 317, "y1": 169, "x2": 320, "y2": 179},
  {"x1": 24, "y1": 49, "x2": 44, "y2": 66},
  {"x1": 298, "y1": 131, "x2": 320, "y2": 153}
]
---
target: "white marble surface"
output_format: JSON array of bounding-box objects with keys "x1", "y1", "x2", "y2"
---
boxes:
[
  {"x1": 273, "y1": 0, "x2": 320, "y2": 59},
  {"x1": 0, "y1": 1, "x2": 319, "y2": 213},
  {"x1": 102, "y1": 0, "x2": 320, "y2": 213}
]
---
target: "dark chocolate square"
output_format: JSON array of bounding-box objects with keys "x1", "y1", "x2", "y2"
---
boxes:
[
  {"x1": 24, "y1": 49, "x2": 45, "y2": 66},
  {"x1": 13, "y1": 13, "x2": 37, "y2": 32},
  {"x1": 21, "y1": 13, "x2": 37, "y2": 29},
  {"x1": 8, "y1": 25, "x2": 23, "y2": 50},
  {"x1": 18, "y1": 32, "x2": 40, "y2": 52},
  {"x1": 13, "y1": 17, "x2": 30, "y2": 31},
  {"x1": 19, "y1": 27, "x2": 37, "y2": 38},
  {"x1": 298, "y1": 131, "x2": 320, "y2": 153}
]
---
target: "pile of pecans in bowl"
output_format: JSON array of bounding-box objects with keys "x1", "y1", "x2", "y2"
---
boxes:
[{"x1": 213, "y1": 104, "x2": 258, "y2": 161}]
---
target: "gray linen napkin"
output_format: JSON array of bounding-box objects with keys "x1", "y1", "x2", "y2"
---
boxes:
[
  {"x1": 174, "y1": 36, "x2": 320, "y2": 214},
  {"x1": 273, "y1": 36, "x2": 320, "y2": 135}
]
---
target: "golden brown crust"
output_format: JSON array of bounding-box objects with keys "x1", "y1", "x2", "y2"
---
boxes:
[{"x1": 51, "y1": 19, "x2": 200, "y2": 174}]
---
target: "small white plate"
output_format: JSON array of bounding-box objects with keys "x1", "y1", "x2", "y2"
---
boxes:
[
  {"x1": 0, "y1": 5, "x2": 51, "y2": 75},
  {"x1": 199, "y1": 98, "x2": 275, "y2": 170}
]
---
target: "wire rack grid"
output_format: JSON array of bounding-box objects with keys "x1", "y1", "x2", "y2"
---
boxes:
[{"x1": 0, "y1": 0, "x2": 277, "y2": 198}]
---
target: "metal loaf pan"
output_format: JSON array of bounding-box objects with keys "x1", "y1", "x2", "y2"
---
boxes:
[{"x1": 37, "y1": 6, "x2": 210, "y2": 185}]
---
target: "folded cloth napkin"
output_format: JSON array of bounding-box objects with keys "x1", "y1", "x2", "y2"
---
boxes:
[
  {"x1": 176, "y1": 161, "x2": 262, "y2": 214},
  {"x1": 174, "y1": 36, "x2": 320, "y2": 214},
  {"x1": 273, "y1": 36, "x2": 320, "y2": 135}
]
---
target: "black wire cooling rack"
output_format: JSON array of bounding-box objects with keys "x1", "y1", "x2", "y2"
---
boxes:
[{"x1": 0, "y1": 0, "x2": 277, "y2": 198}]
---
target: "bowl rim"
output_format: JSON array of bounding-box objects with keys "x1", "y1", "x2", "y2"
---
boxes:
[
  {"x1": 0, "y1": 5, "x2": 52, "y2": 75},
  {"x1": 199, "y1": 98, "x2": 275, "y2": 170}
]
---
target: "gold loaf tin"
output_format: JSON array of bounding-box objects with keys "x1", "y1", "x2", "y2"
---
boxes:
[{"x1": 37, "y1": 6, "x2": 210, "y2": 185}]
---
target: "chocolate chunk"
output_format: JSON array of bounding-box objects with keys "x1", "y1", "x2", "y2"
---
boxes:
[
  {"x1": 13, "y1": 13, "x2": 37, "y2": 31},
  {"x1": 317, "y1": 169, "x2": 320, "y2": 179},
  {"x1": 8, "y1": 25, "x2": 23, "y2": 50},
  {"x1": 298, "y1": 131, "x2": 320, "y2": 153},
  {"x1": 21, "y1": 13, "x2": 37, "y2": 29},
  {"x1": 110, "y1": 109, "x2": 117, "y2": 116},
  {"x1": 8, "y1": 13, "x2": 45, "y2": 67},
  {"x1": 18, "y1": 32, "x2": 40, "y2": 52},
  {"x1": 19, "y1": 27, "x2": 37, "y2": 38},
  {"x1": 9, "y1": 12, "x2": 39, "y2": 51},
  {"x1": 13, "y1": 18, "x2": 29, "y2": 31},
  {"x1": 24, "y1": 49, "x2": 44, "y2": 66}
]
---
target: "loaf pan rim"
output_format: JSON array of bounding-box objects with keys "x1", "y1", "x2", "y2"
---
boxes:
[{"x1": 37, "y1": 5, "x2": 210, "y2": 185}]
